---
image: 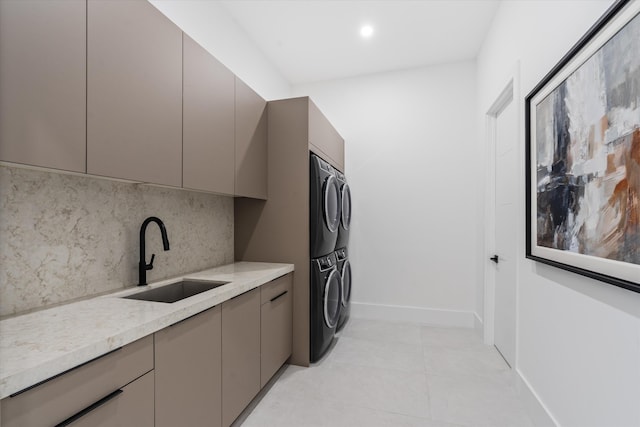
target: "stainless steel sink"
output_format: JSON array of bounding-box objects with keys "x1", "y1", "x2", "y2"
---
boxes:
[{"x1": 123, "y1": 280, "x2": 229, "y2": 303}]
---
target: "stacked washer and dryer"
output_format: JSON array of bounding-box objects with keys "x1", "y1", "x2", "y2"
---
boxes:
[
  {"x1": 334, "y1": 169, "x2": 352, "y2": 332},
  {"x1": 309, "y1": 153, "x2": 352, "y2": 362}
]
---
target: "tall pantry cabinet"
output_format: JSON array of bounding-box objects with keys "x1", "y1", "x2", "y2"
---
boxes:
[{"x1": 235, "y1": 97, "x2": 344, "y2": 366}]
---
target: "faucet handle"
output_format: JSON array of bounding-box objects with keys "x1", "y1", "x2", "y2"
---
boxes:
[{"x1": 147, "y1": 253, "x2": 155, "y2": 270}]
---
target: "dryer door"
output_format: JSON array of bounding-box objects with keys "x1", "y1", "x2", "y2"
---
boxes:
[
  {"x1": 323, "y1": 175, "x2": 341, "y2": 233},
  {"x1": 341, "y1": 183, "x2": 351, "y2": 230},
  {"x1": 323, "y1": 268, "x2": 341, "y2": 328},
  {"x1": 340, "y1": 260, "x2": 352, "y2": 307}
]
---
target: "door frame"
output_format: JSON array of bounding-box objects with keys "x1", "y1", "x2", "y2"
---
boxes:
[{"x1": 483, "y1": 62, "x2": 522, "y2": 365}]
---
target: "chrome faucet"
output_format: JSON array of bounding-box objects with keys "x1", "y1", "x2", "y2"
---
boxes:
[{"x1": 139, "y1": 216, "x2": 170, "y2": 286}]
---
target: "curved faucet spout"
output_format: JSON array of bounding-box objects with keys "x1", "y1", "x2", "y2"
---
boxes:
[{"x1": 139, "y1": 216, "x2": 170, "y2": 286}]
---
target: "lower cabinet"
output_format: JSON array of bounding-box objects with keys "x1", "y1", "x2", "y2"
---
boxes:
[
  {"x1": 260, "y1": 273, "x2": 293, "y2": 387},
  {"x1": 155, "y1": 306, "x2": 222, "y2": 427},
  {"x1": 0, "y1": 335, "x2": 153, "y2": 427},
  {"x1": 0, "y1": 274, "x2": 293, "y2": 427},
  {"x1": 221, "y1": 288, "x2": 261, "y2": 427}
]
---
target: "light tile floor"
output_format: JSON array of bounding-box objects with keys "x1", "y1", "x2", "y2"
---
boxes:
[{"x1": 240, "y1": 318, "x2": 534, "y2": 427}]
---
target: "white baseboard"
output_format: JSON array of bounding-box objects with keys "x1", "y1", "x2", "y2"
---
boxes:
[
  {"x1": 351, "y1": 302, "x2": 476, "y2": 328},
  {"x1": 516, "y1": 370, "x2": 557, "y2": 427},
  {"x1": 473, "y1": 312, "x2": 483, "y2": 337}
]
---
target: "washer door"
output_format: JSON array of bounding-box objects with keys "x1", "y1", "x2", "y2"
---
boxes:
[
  {"x1": 324, "y1": 268, "x2": 341, "y2": 328},
  {"x1": 340, "y1": 260, "x2": 352, "y2": 307},
  {"x1": 323, "y1": 175, "x2": 341, "y2": 233},
  {"x1": 341, "y1": 183, "x2": 351, "y2": 230}
]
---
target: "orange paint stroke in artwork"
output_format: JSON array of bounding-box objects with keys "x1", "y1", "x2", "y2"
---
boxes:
[
  {"x1": 600, "y1": 115, "x2": 609, "y2": 142},
  {"x1": 608, "y1": 129, "x2": 640, "y2": 231},
  {"x1": 606, "y1": 153, "x2": 616, "y2": 174}
]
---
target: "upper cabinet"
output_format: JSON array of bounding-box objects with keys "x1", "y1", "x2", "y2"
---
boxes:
[
  {"x1": 1, "y1": 0, "x2": 271, "y2": 198},
  {"x1": 87, "y1": 0, "x2": 182, "y2": 187},
  {"x1": 235, "y1": 78, "x2": 268, "y2": 200},
  {"x1": 0, "y1": 0, "x2": 86, "y2": 173},
  {"x1": 308, "y1": 99, "x2": 344, "y2": 172},
  {"x1": 183, "y1": 34, "x2": 235, "y2": 195}
]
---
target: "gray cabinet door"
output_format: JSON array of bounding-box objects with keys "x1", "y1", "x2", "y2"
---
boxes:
[
  {"x1": 155, "y1": 306, "x2": 222, "y2": 427},
  {"x1": 235, "y1": 78, "x2": 268, "y2": 199},
  {"x1": 308, "y1": 99, "x2": 345, "y2": 172},
  {"x1": 87, "y1": 0, "x2": 182, "y2": 186},
  {"x1": 222, "y1": 288, "x2": 261, "y2": 427},
  {"x1": 0, "y1": 0, "x2": 86, "y2": 173},
  {"x1": 261, "y1": 274, "x2": 293, "y2": 387},
  {"x1": 183, "y1": 34, "x2": 235, "y2": 194}
]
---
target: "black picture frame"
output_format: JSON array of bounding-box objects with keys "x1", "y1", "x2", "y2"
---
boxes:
[{"x1": 525, "y1": 0, "x2": 640, "y2": 293}]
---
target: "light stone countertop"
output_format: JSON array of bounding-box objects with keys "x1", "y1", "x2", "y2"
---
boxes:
[{"x1": 0, "y1": 261, "x2": 294, "y2": 400}]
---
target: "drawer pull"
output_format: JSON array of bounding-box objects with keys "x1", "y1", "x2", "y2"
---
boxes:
[
  {"x1": 270, "y1": 290, "x2": 288, "y2": 303},
  {"x1": 55, "y1": 389, "x2": 123, "y2": 426}
]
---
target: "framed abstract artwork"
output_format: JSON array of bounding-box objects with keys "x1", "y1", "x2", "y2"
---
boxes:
[{"x1": 525, "y1": 0, "x2": 640, "y2": 292}]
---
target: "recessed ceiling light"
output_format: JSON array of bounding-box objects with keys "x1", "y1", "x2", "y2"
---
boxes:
[{"x1": 360, "y1": 25, "x2": 374, "y2": 39}]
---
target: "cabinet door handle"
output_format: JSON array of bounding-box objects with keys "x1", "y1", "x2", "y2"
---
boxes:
[
  {"x1": 55, "y1": 389, "x2": 123, "y2": 427},
  {"x1": 270, "y1": 290, "x2": 288, "y2": 303}
]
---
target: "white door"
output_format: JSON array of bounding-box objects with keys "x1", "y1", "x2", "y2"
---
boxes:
[{"x1": 492, "y1": 93, "x2": 517, "y2": 367}]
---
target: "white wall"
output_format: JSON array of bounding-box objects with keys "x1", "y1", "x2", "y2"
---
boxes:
[
  {"x1": 477, "y1": 1, "x2": 640, "y2": 426},
  {"x1": 148, "y1": 0, "x2": 291, "y2": 100},
  {"x1": 295, "y1": 62, "x2": 478, "y2": 327}
]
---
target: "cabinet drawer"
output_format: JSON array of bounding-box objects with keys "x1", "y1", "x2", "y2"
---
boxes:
[
  {"x1": 260, "y1": 284, "x2": 292, "y2": 387},
  {"x1": 63, "y1": 370, "x2": 154, "y2": 427},
  {"x1": 1, "y1": 335, "x2": 153, "y2": 427},
  {"x1": 260, "y1": 273, "x2": 293, "y2": 305}
]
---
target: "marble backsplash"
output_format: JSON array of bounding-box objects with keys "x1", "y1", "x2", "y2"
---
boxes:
[{"x1": 0, "y1": 164, "x2": 234, "y2": 317}]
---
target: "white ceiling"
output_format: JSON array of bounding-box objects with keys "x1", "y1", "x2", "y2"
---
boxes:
[{"x1": 219, "y1": 0, "x2": 501, "y2": 85}]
